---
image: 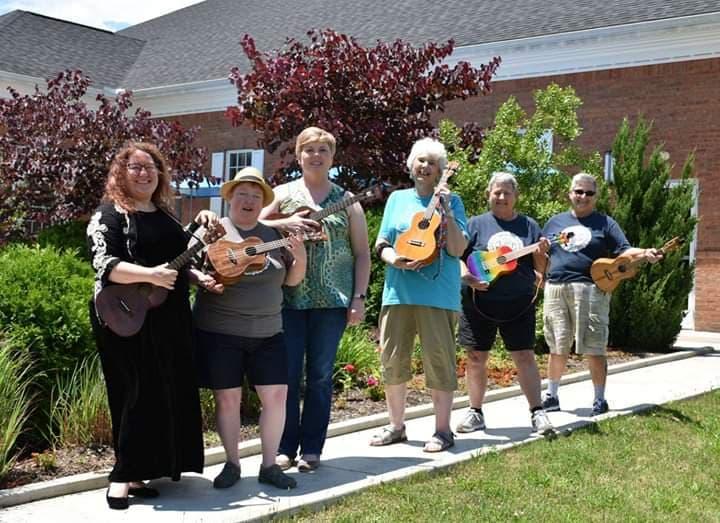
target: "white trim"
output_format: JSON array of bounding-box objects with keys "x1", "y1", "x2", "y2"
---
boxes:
[
  {"x1": 667, "y1": 178, "x2": 698, "y2": 330},
  {"x1": 129, "y1": 12, "x2": 720, "y2": 117},
  {"x1": 449, "y1": 12, "x2": 720, "y2": 80}
]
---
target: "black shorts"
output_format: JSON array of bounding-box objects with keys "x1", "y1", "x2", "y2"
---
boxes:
[
  {"x1": 457, "y1": 288, "x2": 536, "y2": 352},
  {"x1": 194, "y1": 328, "x2": 288, "y2": 389}
]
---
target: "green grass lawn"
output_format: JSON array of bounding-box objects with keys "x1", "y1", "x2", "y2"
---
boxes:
[{"x1": 291, "y1": 390, "x2": 720, "y2": 522}]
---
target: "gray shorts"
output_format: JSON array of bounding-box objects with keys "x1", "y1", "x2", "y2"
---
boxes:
[{"x1": 543, "y1": 282, "x2": 611, "y2": 356}]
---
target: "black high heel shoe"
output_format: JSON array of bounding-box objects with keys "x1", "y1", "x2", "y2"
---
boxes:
[
  {"x1": 105, "y1": 489, "x2": 129, "y2": 510},
  {"x1": 128, "y1": 484, "x2": 159, "y2": 498}
]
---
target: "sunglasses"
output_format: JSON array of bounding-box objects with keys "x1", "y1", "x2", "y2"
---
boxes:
[{"x1": 572, "y1": 189, "x2": 596, "y2": 197}]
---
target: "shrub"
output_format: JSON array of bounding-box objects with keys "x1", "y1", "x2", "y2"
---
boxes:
[
  {"x1": 364, "y1": 208, "x2": 384, "y2": 327},
  {"x1": 46, "y1": 354, "x2": 112, "y2": 448},
  {"x1": 334, "y1": 325, "x2": 380, "y2": 390},
  {"x1": 604, "y1": 118, "x2": 696, "y2": 351},
  {"x1": 37, "y1": 220, "x2": 90, "y2": 261},
  {"x1": 0, "y1": 337, "x2": 34, "y2": 481},
  {"x1": 0, "y1": 244, "x2": 95, "y2": 385}
]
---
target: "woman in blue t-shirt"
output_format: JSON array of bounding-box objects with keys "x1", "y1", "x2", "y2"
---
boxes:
[{"x1": 370, "y1": 137, "x2": 468, "y2": 453}]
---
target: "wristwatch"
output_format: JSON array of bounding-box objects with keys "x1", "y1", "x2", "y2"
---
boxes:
[{"x1": 353, "y1": 294, "x2": 366, "y2": 300}]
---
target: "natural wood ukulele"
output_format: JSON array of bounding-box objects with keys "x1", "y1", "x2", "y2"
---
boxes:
[
  {"x1": 590, "y1": 236, "x2": 682, "y2": 293},
  {"x1": 264, "y1": 184, "x2": 385, "y2": 226},
  {"x1": 95, "y1": 224, "x2": 225, "y2": 337},
  {"x1": 466, "y1": 232, "x2": 574, "y2": 285},
  {"x1": 207, "y1": 230, "x2": 326, "y2": 285},
  {"x1": 394, "y1": 161, "x2": 459, "y2": 266}
]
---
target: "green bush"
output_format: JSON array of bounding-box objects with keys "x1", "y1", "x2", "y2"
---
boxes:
[
  {"x1": 334, "y1": 325, "x2": 380, "y2": 390},
  {"x1": 604, "y1": 118, "x2": 696, "y2": 351},
  {"x1": 0, "y1": 244, "x2": 95, "y2": 385},
  {"x1": 46, "y1": 354, "x2": 111, "y2": 448},
  {"x1": 0, "y1": 336, "x2": 34, "y2": 481},
  {"x1": 364, "y1": 207, "x2": 384, "y2": 327},
  {"x1": 37, "y1": 220, "x2": 90, "y2": 261}
]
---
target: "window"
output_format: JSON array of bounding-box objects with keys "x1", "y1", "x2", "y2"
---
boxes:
[{"x1": 225, "y1": 150, "x2": 253, "y2": 180}]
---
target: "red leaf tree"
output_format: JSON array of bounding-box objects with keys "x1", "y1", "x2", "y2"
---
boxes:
[
  {"x1": 226, "y1": 29, "x2": 500, "y2": 189},
  {"x1": 0, "y1": 70, "x2": 208, "y2": 243}
]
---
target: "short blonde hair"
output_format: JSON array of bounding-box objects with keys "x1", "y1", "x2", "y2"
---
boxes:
[
  {"x1": 406, "y1": 137, "x2": 447, "y2": 173},
  {"x1": 294, "y1": 126, "x2": 337, "y2": 158}
]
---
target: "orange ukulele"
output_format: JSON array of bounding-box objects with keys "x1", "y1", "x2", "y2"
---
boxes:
[
  {"x1": 207, "y1": 231, "x2": 326, "y2": 285},
  {"x1": 394, "y1": 161, "x2": 459, "y2": 266},
  {"x1": 590, "y1": 236, "x2": 682, "y2": 293}
]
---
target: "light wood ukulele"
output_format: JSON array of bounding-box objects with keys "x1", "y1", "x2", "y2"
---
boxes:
[
  {"x1": 394, "y1": 161, "x2": 459, "y2": 266},
  {"x1": 590, "y1": 236, "x2": 683, "y2": 293},
  {"x1": 207, "y1": 230, "x2": 326, "y2": 285}
]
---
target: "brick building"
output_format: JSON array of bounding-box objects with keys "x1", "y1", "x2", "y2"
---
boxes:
[{"x1": 1, "y1": 1, "x2": 719, "y2": 329}]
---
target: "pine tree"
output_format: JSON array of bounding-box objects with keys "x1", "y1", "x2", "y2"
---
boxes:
[{"x1": 606, "y1": 117, "x2": 696, "y2": 351}]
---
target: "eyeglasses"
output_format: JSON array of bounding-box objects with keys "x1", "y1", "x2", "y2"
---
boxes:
[
  {"x1": 127, "y1": 163, "x2": 158, "y2": 174},
  {"x1": 573, "y1": 189, "x2": 596, "y2": 197}
]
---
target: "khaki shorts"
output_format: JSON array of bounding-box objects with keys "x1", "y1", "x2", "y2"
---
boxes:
[
  {"x1": 379, "y1": 305, "x2": 458, "y2": 391},
  {"x1": 543, "y1": 282, "x2": 611, "y2": 356}
]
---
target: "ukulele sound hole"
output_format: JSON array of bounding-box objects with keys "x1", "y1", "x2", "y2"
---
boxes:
[
  {"x1": 418, "y1": 219, "x2": 430, "y2": 230},
  {"x1": 245, "y1": 247, "x2": 257, "y2": 256},
  {"x1": 496, "y1": 256, "x2": 507, "y2": 265}
]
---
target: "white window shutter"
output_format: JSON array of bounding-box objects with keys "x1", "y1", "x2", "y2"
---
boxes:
[
  {"x1": 251, "y1": 149, "x2": 265, "y2": 173},
  {"x1": 211, "y1": 152, "x2": 225, "y2": 182}
]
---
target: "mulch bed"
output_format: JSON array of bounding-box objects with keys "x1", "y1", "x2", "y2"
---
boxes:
[{"x1": 0, "y1": 350, "x2": 640, "y2": 490}]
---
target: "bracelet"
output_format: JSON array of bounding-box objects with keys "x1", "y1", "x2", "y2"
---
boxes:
[
  {"x1": 353, "y1": 294, "x2": 366, "y2": 300},
  {"x1": 375, "y1": 243, "x2": 392, "y2": 258}
]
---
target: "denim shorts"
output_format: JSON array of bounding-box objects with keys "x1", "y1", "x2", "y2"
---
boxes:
[{"x1": 194, "y1": 328, "x2": 288, "y2": 389}]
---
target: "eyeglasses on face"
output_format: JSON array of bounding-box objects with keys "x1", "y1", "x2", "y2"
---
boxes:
[
  {"x1": 572, "y1": 189, "x2": 596, "y2": 197},
  {"x1": 127, "y1": 163, "x2": 158, "y2": 174}
]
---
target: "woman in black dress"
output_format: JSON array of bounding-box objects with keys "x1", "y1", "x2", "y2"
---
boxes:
[{"x1": 87, "y1": 142, "x2": 212, "y2": 509}]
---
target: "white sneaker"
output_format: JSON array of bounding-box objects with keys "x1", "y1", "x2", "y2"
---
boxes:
[
  {"x1": 455, "y1": 409, "x2": 486, "y2": 433},
  {"x1": 531, "y1": 409, "x2": 554, "y2": 436}
]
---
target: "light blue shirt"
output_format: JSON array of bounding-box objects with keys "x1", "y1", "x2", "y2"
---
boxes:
[{"x1": 378, "y1": 188, "x2": 467, "y2": 311}]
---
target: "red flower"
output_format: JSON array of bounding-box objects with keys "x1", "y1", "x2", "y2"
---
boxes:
[
  {"x1": 343, "y1": 364, "x2": 356, "y2": 373},
  {"x1": 366, "y1": 375, "x2": 379, "y2": 387}
]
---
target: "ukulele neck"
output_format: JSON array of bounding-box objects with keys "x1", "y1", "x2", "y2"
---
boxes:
[{"x1": 167, "y1": 239, "x2": 206, "y2": 270}]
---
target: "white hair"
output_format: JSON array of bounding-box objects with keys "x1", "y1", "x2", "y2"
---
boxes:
[
  {"x1": 406, "y1": 138, "x2": 447, "y2": 173},
  {"x1": 487, "y1": 171, "x2": 519, "y2": 194},
  {"x1": 571, "y1": 172, "x2": 597, "y2": 191}
]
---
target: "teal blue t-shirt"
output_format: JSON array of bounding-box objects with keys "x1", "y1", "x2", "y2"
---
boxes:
[{"x1": 377, "y1": 188, "x2": 467, "y2": 311}]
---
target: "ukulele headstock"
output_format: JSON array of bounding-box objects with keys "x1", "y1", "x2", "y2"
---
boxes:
[
  {"x1": 202, "y1": 222, "x2": 226, "y2": 244},
  {"x1": 661, "y1": 236, "x2": 684, "y2": 254}
]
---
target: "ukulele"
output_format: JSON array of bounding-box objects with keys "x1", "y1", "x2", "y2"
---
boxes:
[
  {"x1": 95, "y1": 224, "x2": 225, "y2": 337},
  {"x1": 207, "y1": 230, "x2": 327, "y2": 285},
  {"x1": 394, "y1": 161, "x2": 460, "y2": 266},
  {"x1": 466, "y1": 232, "x2": 574, "y2": 285},
  {"x1": 590, "y1": 236, "x2": 682, "y2": 293},
  {"x1": 265, "y1": 184, "x2": 386, "y2": 226}
]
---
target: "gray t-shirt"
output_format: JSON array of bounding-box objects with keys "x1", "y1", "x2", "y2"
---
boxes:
[{"x1": 193, "y1": 220, "x2": 290, "y2": 338}]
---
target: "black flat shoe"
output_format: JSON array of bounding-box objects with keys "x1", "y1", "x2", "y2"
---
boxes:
[
  {"x1": 128, "y1": 486, "x2": 159, "y2": 498},
  {"x1": 106, "y1": 490, "x2": 129, "y2": 510}
]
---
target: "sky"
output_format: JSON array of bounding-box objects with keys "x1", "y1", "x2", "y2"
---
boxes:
[{"x1": 0, "y1": 0, "x2": 204, "y2": 31}]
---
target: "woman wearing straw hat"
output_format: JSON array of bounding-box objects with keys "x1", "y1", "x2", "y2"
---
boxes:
[{"x1": 193, "y1": 166, "x2": 307, "y2": 490}]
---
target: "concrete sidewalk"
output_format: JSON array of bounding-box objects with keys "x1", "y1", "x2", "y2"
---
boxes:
[{"x1": 1, "y1": 331, "x2": 719, "y2": 522}]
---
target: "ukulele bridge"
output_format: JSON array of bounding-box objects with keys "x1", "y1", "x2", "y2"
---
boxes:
[
  {"x1": 117, "y1": 298, "x2": 132, "y2": 315},
  {"x1": 407, "y1": 240, "x2": 426, "y2": 247},
  {"x1": 228, "y1": 249, "x2": 238, "y2": 265}
]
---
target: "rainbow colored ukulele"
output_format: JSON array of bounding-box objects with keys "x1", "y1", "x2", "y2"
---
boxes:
[{"x1": 466, "y1": 232, "x2": 573, "y2": 285}]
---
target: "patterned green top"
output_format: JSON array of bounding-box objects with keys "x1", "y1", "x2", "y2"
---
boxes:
[{"x1": 280, "y1": 179, "x2": 354, "y2": 309}]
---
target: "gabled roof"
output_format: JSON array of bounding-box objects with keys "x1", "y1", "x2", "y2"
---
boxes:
[
  {"x1": 0, "y1": 10, "x2": 144, "y2": 88},
  {"x1": 116, "y1": 0, "x2": 720, "y2": 89},
  {"x1": 2, "y1": 1, "x2": 720, "y2": 91}
]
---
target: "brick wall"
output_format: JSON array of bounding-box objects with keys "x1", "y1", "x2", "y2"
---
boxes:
[{"x1": 172, "y1": 57, "x2": 720, "y2": 330}]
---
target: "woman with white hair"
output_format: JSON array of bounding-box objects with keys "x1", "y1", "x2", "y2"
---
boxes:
[
  {"x1": 370, "y1": 137, "x2": 468, "y2": 452},
  {"x1": 454, "y1": 171, "x2": 555, "y2": 437}
]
